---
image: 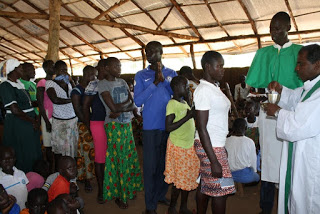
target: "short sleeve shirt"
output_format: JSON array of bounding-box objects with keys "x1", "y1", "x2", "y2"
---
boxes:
[
  {"x1": 166, "y1": 99, "x2": 195, "y2": 149},
  {"x1": 194, "y1": 80, "x2": 230, "y2": 147},
  {"x1": 45, "y1": 80, "x2": 76, "y2": 120},
  {"x1": 0, "y1": 167, "x2": 29, "y2": 210},
  {"x1": 84, "y1": 79, "x2": 106, "y2": 121},
  {"x1": 19, "y1": 79, "x2": 38, "y2": 115},
  {"x1": 98, "y1": 78, "x2": 133, "y2": 124},
  {"x1": 48, "y1": 175, "x2": 70, "y2": 202}
]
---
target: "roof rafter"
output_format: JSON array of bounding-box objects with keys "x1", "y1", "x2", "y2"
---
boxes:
[
  {"x1": 156, "y1": 5, "x2": 173, "y2": 31},
  {"x1": 83, "y1": 0, "x2": 145, "y2": 47},
  {"x1": 204, "y1": 0, "x2": 242, "y2": 52},
  {"x1": 284, "y1": 0, "x2": 302, "y2": 43},
  {"x1": 0, "y1": 43, "x2": 36, "y2": 62},
  {"x1": 94, "y1": 0, "x2": 131, "y2": 20},
  {"x1": 131, "y1": 0, "x2": 188, "y2": 56},
  {"x1": 21, "y1": 0, "x2": 101, "y2": 60},
  {"x1": 169, "y1": 0, "x2": 203, "y2": 40},
  {"x1": 236, "y1": 0, "x2": 261, "y2": 48}
]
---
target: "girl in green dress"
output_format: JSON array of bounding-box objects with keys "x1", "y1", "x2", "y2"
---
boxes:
[{"x1": 0, "y1": 59, "x2": 42, "y2": 173}]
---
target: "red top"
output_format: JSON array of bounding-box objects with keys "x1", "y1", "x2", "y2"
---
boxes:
[{"x1": 48, "y1": 175, "x2": 70, "y2": 202}]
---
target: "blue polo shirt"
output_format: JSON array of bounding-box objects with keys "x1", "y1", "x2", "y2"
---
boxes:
[{"x1": 134, "y1": 65, "x2": 177, "y2": 130}]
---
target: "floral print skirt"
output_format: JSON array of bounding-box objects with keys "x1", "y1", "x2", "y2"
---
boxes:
[{"x1": 103, "y1": 122, "x2": 143, "y2": 203}]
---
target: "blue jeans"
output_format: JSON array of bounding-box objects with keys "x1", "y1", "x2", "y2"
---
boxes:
[
  {"x1": 143, "y1": 130, "x2": 169, "y2": 210},
  {"x1": 231, "y1": 167, "x2": 260, "y2": 183}
]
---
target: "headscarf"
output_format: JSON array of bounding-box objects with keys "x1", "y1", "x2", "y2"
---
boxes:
[{"x1": 0, "y1": 59, "x2": 20, "y2": 78}]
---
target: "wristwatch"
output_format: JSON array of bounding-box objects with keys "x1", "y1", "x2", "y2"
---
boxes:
[{"x1": 274, "y1": 108, "x2": 281, "y2": 118}]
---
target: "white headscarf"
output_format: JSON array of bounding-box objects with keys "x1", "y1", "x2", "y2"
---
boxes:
[{"x1": 0, "y1": 59, "x2": 20, "y2": 78}]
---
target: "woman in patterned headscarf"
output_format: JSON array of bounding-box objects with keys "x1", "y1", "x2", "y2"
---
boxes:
[{"x1": 0, "y1": 59, "x2": 42, "y2": 173}]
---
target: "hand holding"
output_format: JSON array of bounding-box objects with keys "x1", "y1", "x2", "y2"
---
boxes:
[
  {"x1": 264, "y1": 103, "x2": 281, "y2": 116},
  {"x1": 70, "y1": 182, "x2": 77, "y2": 195},
  {"x1": 211, "y1": 161, "x2": 223, "y2": 178}
]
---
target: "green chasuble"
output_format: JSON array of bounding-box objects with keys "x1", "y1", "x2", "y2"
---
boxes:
[
  {"x1": 246, "y1": 44, "x2": 303, "y2": 89},
  {"x1": 20, "y1": 78, "x2": 39, "y2": 115}
]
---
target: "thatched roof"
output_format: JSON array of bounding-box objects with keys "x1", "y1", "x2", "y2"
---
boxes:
[{"x1": 0, "y1": 0, "x2": 319, "y2": 69}]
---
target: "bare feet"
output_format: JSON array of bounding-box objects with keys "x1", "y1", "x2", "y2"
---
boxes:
[{"x1": 115, "y1": 198, "x2": 128, "y2": 209}]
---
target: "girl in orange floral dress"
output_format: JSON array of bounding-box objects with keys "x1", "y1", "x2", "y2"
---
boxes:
[{"x1": 164, "y1": 76, "x2": 200, "y2": 214}]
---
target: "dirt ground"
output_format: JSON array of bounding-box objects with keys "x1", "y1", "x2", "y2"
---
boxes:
[{"x1": 78, "y1": 144, "x2": 278, "y2": 214}]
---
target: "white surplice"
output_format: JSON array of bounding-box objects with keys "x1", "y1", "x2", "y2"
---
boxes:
[
  {"x1": 258, "y1": 107, "x2": 283, "y2": 183},
  {"x1": 277, "y1": 74, "x2": 320, "y2": 214}
]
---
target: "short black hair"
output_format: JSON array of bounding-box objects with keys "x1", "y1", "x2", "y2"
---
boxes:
[
  {"x1": 54, "y1": 60, "x2": 67, "y2": 70},
  {"x1": 57, "y1": 156, "x2": 74, "y2": 170},
  {"x1": 33, "y1": 160, "x2": 50, "y2": 178},
  {"x1": 47, "y1": 197, "x2": 67, "y2": 214},
  {"x1": 170, "y1": 75, "x2": 187, "y2": 91},
  {"x1": 22, "y1": 63, "x2": 33, "y2": 70},
  {"x1": 105, "y1": 57, "x2": 119, "y2": 67},
  {"x1": 300, "y1": 44, "x2": 320, "y2": 64},
  {"x1": 146, "y1": 41, "x2": 163, "y2": 50},
  {"x1": 179, "y1": 66, "x2": 193, "y2": 76},
  {"x1": 0, "y1": 146, "x2": 14, "y2": 160},
  {"x1": 272, "y1": 12, "x2": 290, "y2": 25},
  {"x1": 97, "y1": 59, "x2": 108, "y2": 68},
  {"x1": 42, "y1": 60, "x2": 54, "y2": 71},
  {"x1": 201, "y1": 51, "x2": 223, "y2": 70},
  {"x1": 232, "y1": 118, "x2": 247, "y2": 133},
  {"x1": 27, "y1": 188, "x2": 48, "y2": 205}
]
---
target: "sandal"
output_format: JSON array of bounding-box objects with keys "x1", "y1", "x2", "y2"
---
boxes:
[{"x1": 115, "y1": 198, "x2": 128, "y2": 209}]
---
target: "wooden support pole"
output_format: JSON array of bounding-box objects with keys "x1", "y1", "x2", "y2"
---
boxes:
[
  {"x1": 190, "y1": 44, "x2": 196, "y2": 69},
  {"x1": 46, "y1": 0, "x2": 61, "y2": 62},
  {"x1": 141, "y1": 49, "x2": 146, "y2": 69}
]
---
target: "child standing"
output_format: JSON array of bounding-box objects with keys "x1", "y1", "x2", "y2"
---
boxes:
[
  {"x1": 164, "y1": 76, "x2": 199, "y2": 214},
  {"x1": 98, "y1": 57, "x2": 143, "y2": 209},
  {"x1": 0, "y1": 146, "x2": 28, "y2": 210},
  {"x1": 47, "y1": 156, "x2": 77, "y2": 202}
]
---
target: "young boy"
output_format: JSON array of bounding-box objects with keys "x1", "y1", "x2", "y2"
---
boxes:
[
  {"x1": 47, "y1": 156, "x2": 77, "y2": 202},
  {"x1": 225, "y1": 118, "x2": 260, "y2": 183},
  {"x1": 20, "y1": 188, "x2": 48, "y2": 214},
  {"x1": 0, "y1": 146, "x2": 28, "y2": 209},
  {"x1": 0, "y1": 184, "x2": 20, "y2": 214}
]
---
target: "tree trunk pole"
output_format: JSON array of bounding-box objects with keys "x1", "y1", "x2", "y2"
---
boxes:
[
  {"x1": 46, "y1": 0, "x2": 61, "y2": 62},
  {"x1": 190, "y1": 44, "x2": 196, "y2": 69},
  {"x1": 141, "y1": 48, "x2": 146, "y2": 69}
]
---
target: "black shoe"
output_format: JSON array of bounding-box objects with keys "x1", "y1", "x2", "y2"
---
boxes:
[
  {"x1": 158, "y1": 198, "x2": 170, "y2": 206},
  {"x1": 144, "y1": 210, "x2": 157, "y2": 214}
]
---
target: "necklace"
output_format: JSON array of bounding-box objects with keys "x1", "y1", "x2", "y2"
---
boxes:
[{"x1": 8, "y1": 77, "x2": 32, "y2": 107}]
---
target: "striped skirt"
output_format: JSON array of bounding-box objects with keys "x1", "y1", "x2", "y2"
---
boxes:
[{"x1": 194, "y1": 139, "x2": 235, "y2": 197}]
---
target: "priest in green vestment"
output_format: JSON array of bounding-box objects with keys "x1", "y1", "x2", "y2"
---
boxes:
[{"x1": 245, "y1": 12, "x2": 303, "y2": 214}]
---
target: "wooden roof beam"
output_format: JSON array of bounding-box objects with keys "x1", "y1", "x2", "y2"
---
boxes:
[
  {"x1": 156, "y1": 5, "x2": 174, "y2": 31},
  {"x1": 0, "y1": 43, "x2": 35, "y2": 62},
  {"x1": 83, "y1": 0, "x2": 145, "y2": 47},
  {"x1": 95, "y1": 0, "x2": 131, "y2": 20},
  {"x1": 21, "y1": 0, "x2": 101, "y2": 59},
  {"x1": 284, "y1": 0, "x2": 302, "y2": 43},
  {"x1": 236, "y1": 0, "x2": 261, "y2": 49},
  {"x1": 205, "y1": 0, "x2": 242, "y2": 52},
  {"x1": 169, "y1": 0, "x2": 203, "y2": 40},
  {"x1": 131, "y1": 0, "x2": 188, "y2": 56},
  {"x1": 0, "y1": 11, "x2": 198, "y2": 41}
]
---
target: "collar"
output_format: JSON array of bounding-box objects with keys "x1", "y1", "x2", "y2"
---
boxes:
[
  {"x1": 146, "y1": 65, "x2": 168, "y2": 71},
  {"x1": 273, "y1": 41, "x2": 292, "y2": 51},
  {"x1": 2, "y1": 79, "x2": 25, "y2": 90},
  {"x1": 0, "y1": 166, "x2": 18, "y2": 178},
  {"x1": 303, "y1": 74, "x2": 320, "y2": 91},
  {"x1": 200, "y1": 79, "x2": 219, "y2": 89}
]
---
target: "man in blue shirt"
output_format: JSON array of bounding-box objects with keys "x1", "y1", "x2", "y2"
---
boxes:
[{"x1": 134, "y1": 41, "x2": 177, "y2": 214}]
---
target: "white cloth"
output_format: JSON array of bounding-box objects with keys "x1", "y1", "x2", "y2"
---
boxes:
[
  {"x1": 245, "y1": 116, "x2": 259, "y2": 128},
  {"x1": 188, "y1": 80, "x2": 198, "y2": 90},
  {"x1": 0, "y1": 59, "x2": 20, "y2": 78},
  {"x1": 277, "y1": 74, "x2": 320, "y2": 214},
  {"x1": 234, "y1": 83, "x2": 250, "y2": 101},
  {"x1": 45, "y1": 80, "x2": 76, "y2": 119},
  {"x1": 194, "y1": 79, "x2": 230, "y2": 147},
  {"x1": 225, "y1": 136, "x2": 257, "y2": 172},
  {"x1": 258, "y1": 105, "x2": 283, "y2": 183},
  {"x1": 0, "y1": 167, "x2": 29, "y2": 209}
]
